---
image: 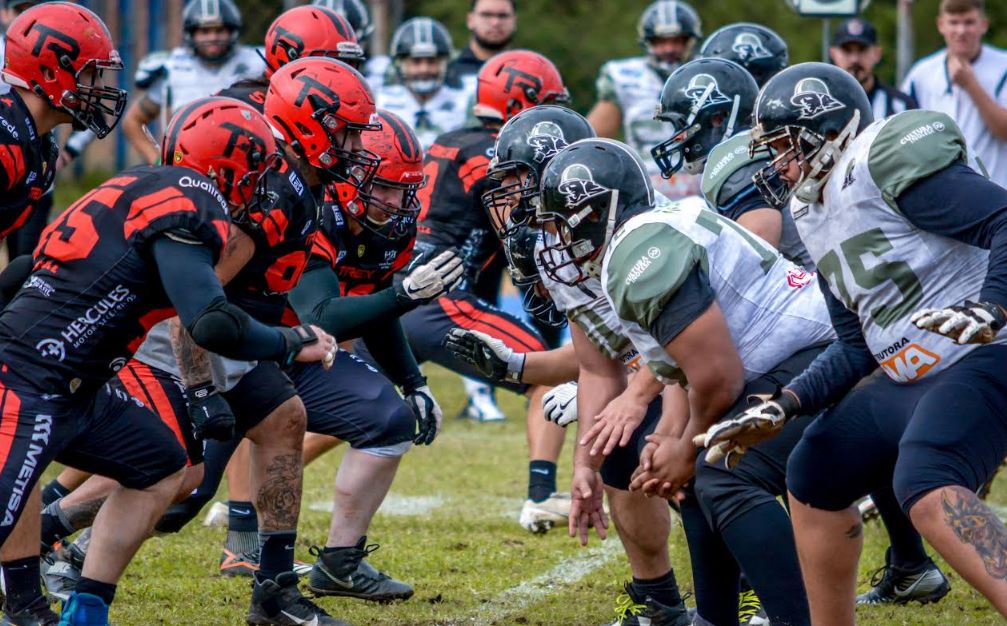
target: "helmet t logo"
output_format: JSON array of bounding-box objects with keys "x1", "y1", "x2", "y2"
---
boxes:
[
  {"x1": 30, "y1": 24, "x2": 80, "y2": 63},
  {"x1": 270, "y1": 25, "x2": 304, "y2": 60},
  {"x1": 499, "y1": 66, "x2": 542, "y2": 101},
  {"x1": 220, "y1": 121, "x2": 265, "y2": 169},
  {"x1": 292, "y1": 74, "x2": 340, "y2": 109}
]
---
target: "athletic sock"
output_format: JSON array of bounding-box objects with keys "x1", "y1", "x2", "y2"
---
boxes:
[
  {"x1": 528, "y1": 460, "x2": 557, "y2": 503},
  {"x1": 40, "y1": 479, "x2": 70, "y2": 507},
  {"x1": 2, "y1": 557, "x2": 42, "y2": 613},
  {"x1": 40, "y1": 500, "x2": 75, "y2": 547},
  {"x1": 257, "y1": 530, "x2": 296, "y2": 581},
  {"x1": 871, "y1": 487, "x2": 929, "y2": 570},
  {"x1": 75, "y1": 577, "x2": 116, "y2": 605},
  {"x1": 631, "y1": 568, "x2": 684, "y2": 608},
  {"x1": 225, "y1": 500, "x2": 258, "y2": 554}
]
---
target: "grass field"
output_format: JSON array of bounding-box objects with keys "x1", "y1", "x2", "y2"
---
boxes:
[{"x1": 39, "y1": 364, "x2": 1002, "y2": 625}]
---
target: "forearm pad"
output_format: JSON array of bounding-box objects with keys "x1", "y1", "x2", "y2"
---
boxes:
[{"x1": 187, "y1": 297, "x2": 287, "y2": 362}]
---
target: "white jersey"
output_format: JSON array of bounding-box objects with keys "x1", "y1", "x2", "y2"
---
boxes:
[
  {"x1": 602, "y1": 200, "x2": 835, "y2": 385},
  {"x1": 376, "y1": 83, "x2": 470, "y2": 149},
  {"x1": 133, "y1": 320, "x2": 256, "y2": 392},
  {"x1": 146, "y1": 46, "x2": 265, "y2": 120},
  {"x1": 901, "y1": 44, "x2": 1007, "y2": 187},
  {"x1": 793, "y1": 109, "x2": 1006, "y2": 383},
  {"x1": 363, "y1": 55, "x2": 392, "y2": 93},
  {"x1": 595, "y1": 56, "x2": 699, "y2": 200}
]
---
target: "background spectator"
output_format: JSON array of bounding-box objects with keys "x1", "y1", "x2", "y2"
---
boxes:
[{"x1": 831, "y1": 17, "x2": 917, "y2": 119}]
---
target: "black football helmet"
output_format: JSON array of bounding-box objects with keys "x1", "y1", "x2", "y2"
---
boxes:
[
  {"x1": 390, "y1": 17, "x2": 453, "y2": 95},
  {"x1": 183, "y1": 0, "x2": 242, "y2": 62},
  {"x1": 750, "y1": 62, "x2": 873, "y2": 206},
  {"x1": 484, "y1": 105, "x2": 596, "y2": 240},
  {"x1": 699, "y1": 23, "x2": 788, "y2": 87},
  {"x1": 504, "y1": 226, "x2": 567, "y2": 328},
  {"x1": 652, "y1": 58, "x2": 758, "y2": 178},
  {"x1": 638, "y1": 1, "x2": 702, "y2": 74},
  {"x1": 313, "y1": 0, "x2": 374, "y2": 44},
  {"x1": 537, "y1": 139, "x2": 655, "y2": 286}
]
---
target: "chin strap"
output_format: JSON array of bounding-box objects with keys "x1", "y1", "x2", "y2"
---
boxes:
[{"x1": 795, "y1": 110, "x2": 861, "y2": 204}]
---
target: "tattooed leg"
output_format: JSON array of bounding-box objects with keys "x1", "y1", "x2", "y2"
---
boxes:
[
  {"x1": 246, "y1": 396, "x2": 307, "y2": 533},
  {"x1": 788, "y1": 492, "x2": 860, "y2": 626},
  {"x1": 910, "y1": 485, "x2": 1007, "y2": 615}
]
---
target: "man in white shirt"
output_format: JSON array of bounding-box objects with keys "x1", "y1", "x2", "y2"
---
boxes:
[{"x1": 902, "y1": 0, "x2": 1007, "y2": 186}]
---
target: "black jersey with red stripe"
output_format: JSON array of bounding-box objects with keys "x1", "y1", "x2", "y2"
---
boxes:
[
  {"x1": 225, "y1": 156, "x2": 319, "y2": 324},
  {"x1": 415, "y1": 126, "x2": 500, "y2": 285},
  {"x1": 311, "y1": 198, "x2": 414, "y2": 296},
  {"x1": 217, "y1": 76, "x2": 268, "y2": 110},
  {"x1": 0, "y1": 91, "x2": 58, "y2": 239},
  {"x1": 0, "y1": 166, "x2": 230, "y2": 396}
]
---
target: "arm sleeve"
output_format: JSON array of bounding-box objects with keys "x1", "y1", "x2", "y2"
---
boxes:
[
  {"x1": 153, "y1": 236, "x2": 288, "y2": 361},
  {"x1": 361, "y1": 319, "x2": 426, "y2": 392},
  {"x1": 786, "y1": 279, "x2": 878, "y2": 413},
  {"x1": 288, "y1": 263, "x2": 417, "y2": 340},
  {"x1": 719, "y1": 188, "x2": 771, "y2": 222},
  {"x1": 896, "y1": 161, "x2": 1007, "y2": 309},
  {"x1": 650, "y1": 265, "x2": 716, "y2": 346}
]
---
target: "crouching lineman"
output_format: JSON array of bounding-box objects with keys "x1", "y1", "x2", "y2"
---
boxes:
[
  {"x1": 534, "y1": 138, "x2": 841, "y2": 625},
  {"x1": 655, "y1": 57, "x2": 949, "y2": 606},
  {"x1": 446, "y1": 105, "x2": 694, "y2": 625},
  {"x1": 700, "y1": 62, "x2": 1007, "y2": 622},
  {"x1": 0, "y1": 92, "x2": 336, "y2": 626}
]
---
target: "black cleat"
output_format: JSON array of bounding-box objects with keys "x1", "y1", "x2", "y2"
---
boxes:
[
  {"x1": 306, "y1": 538, "x2": 413, "y2": 602},
  {"x1": 1, "y1": 596, "x2": 59, "y2": 626},
  {"x1": 604, "y1": 582, "x2": 691, "y2": 626},
  {"x1": 42, "y1": 542, "x2": 84, "y2": 602},
  {"x1": 857, "y1": 548, "x2": 950, "y2": 605},
  {"x1": 247, "y1": 571, "x2": 349, "y2": 625}
]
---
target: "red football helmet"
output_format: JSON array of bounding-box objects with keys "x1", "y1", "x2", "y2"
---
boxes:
[
  {"x1": 162, "y1": 96, "x2": 280, "y2": 215},
  {"x1": 264, "y1": 6, "x2": 364, "y2": 77},
  {"x1": 2, "y1": 2, "x2": 127, "y2": 138},
  {"x1": 472, "y1": 50, "x2": 569, "y2": 123},
  {"x1": 264, "y1": 57, "x2": 380, "y2": 191},
  {"x1": 344, "y1": 109, "x2": 425, "y2": 239}
]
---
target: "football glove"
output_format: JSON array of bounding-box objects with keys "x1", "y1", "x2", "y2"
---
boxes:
[
  {"x1": 693, "y1": 390, "x2": 800, "y2": 468},
  {"x1": 406, "y1": 384, "x2": 443, "y2": 446},
  {"x1": 187, "y1": 382, "x2": 235, "y2": 441},
  {"x1": 910, "y1": 300, "x2": 1007, "y2": 345},
  {"x1": 543, "y1": 382, "x2": 578, "y2": 427},
  {"x1": 443, "y1": 328, "x2": 525, "y2": 384},
  {"x1": 395, "y1": 249, "x2": 464, "y2": 304}
]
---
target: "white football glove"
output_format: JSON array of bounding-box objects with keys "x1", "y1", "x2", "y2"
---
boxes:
[
  {"x1": 443, "y1": 328, "x2": 525, "y2": 383},
  {"x1": 397, "y1": 250, "x2": 464, "y2": 303},
  {"x1": 693, "y1": 391, "x2": 800, "y2": 468},
  {"x1": 910, "y1": 300, "x2": 1007, "y2": 345},
  {"x1": 543, "y1": 382, "x2": 578, "y2": 427},
  {"x1": 406, "y1": 384, "x2": 443, "y2": 445}
]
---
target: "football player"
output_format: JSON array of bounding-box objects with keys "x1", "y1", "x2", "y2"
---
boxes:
[
  {"x1": 587, "y1": 0, "x2": 702, "y2": 200},
  {"x1": 535, "y1": 138, "x2": 838, "y2": 626},
  {"x1": 122, "y1": 0, "x2": 264, "y2": 164},
  {"x1": 655, "y1": 57, "x2": 950, "y2": 607},
  {"x1": 703, "y1": 61, "x2": 1007, "y2": 621},
  {"x1": 698, "y1": 22, "x2": 788, "y2": 87},
  {"x1": 377, "y1": 17, "x2": 468, "y2": 149},
  {"x1": 311, "y1": 0, "x2": 387, "y2": 90},
  {"x1": 360, "y1": 50, "x2": 573, "y2": 533},
  {"x1": 446, "y1": 105, "x2": 695, "y2": 626}
]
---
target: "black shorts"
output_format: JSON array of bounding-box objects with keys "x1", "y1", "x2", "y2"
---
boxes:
[
  {"x1": 355, "y1": 290, "x2": 547, "y2": 394},
  {"x1": 0, "y1": 366, "x2": 185, "y2": 544},
  {"x1": 223, "y1": 361, "x2": 298, "y2": 432},
  {"x1": 787, "y1": 344, "x2": 1007, "y2": 513},
  {"x1": 114, "y1": 360, "x2": 202, "y2": 465},
  {"x1": 288, "y1": 352, "x2": 415, "y2": 450},
  {"x1": 599, "y1": 395, "x2": 662, "y2": 490}
]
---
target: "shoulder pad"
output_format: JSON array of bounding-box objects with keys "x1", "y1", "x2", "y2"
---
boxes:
[
  {"x1": 867, "y1": 110, "x2": 967, "y2": 210},
  {"x1": 701, "y1": 132, "x2": 758, "y2": 209},
  {"x1": 135, "y1": 50, "x2": 170, "y2": 89}
]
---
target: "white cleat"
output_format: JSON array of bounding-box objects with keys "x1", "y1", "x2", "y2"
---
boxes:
[
  {"x1": 202, "y1": 501, "x2": 229, "y2": 528},
  {"x1": 461, "y1": 378, "x2": 506, "y2": 422},
  {"x1": 519, "y1": 492, "x2": 571, "y2": 534}
]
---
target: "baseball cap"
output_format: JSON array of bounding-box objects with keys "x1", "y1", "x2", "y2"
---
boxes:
[{"x1": 831, "y1": 18, "x2": 877, "y2": 47}]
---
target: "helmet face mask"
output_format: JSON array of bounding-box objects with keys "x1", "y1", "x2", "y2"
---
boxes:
[
  {"x1": 638, "y1": 1, "x2": 702, "y2": 75},
  {"x1": 355, "y1": 176, "x2": 423, "y2": 239},
  {"x1": 182, "y1": 0, "x2": 242, "y2": 63},
  {"x1": 504, "y1": 225, "x2": 567, "y2": 328},
  {"x1": 399, "y1": 56, "x2": 448, "y2": 96},
  {"x1": 390, "y1": 17, "x2": 453, "y2": 96},
  {"x1": 484, "y1": 161, "x2": 539, "y2": 239},
  {"x1": 536, "y1": 190, "x2": 618, "y2": 286},
  {"x1": 64, "y1": 58, "x2": 128, "y2": 138}
]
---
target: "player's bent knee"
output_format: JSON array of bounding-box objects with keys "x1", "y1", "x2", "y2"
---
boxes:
[
  {"x1": 693, "y1": 458, "x2": 777, "y2": 532},
  {"x1": 785, "y1": 439, "x2": 854, "y2": 512},
  {"x1": 174, "y1": 464, "x2": 204, "y2": 502},
  {"x1": 253, "y1": 396, "x2": 307, "y2": 446}
]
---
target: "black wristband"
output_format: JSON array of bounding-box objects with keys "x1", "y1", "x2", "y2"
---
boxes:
[
  {"x1": 400, "y1": 374, "x2": 428, "y2": 395},
  {"x1": 187, "y1": 381, "x2": 216, "y2": 402},
  {"x1": 278, "y1": 324, "x2": 318, "y2": 366}
]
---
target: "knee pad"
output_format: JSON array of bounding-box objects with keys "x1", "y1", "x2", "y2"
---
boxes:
[{"x1": 355, "y1": 396, "x2": 416, "y2": 451}]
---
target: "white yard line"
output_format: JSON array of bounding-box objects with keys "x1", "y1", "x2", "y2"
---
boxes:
[
  {"x1": 307, "y1": 493, "x2": 446, "y2": 516},
  {"x1": 463, "y1": 538, "x2": 624, "y2": 626}
]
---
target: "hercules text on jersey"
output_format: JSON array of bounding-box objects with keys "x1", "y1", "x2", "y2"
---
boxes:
[
  {"x1": 595, "y1": 57, "x2": 698, "y2": 200},
  {"x1": 145, "y1": 46, "x2": 265, "y2": 120},
  {"x1": 0, "y1": 91, "x2": 58, "y2": 238},
  {"x1": 794, "y1": 109, "x2": 1007, "y2": 383},
  {"x1": 376, "y1": 83, "x2": 470, "y2": 150},
  {"x1": 0, "y1": 166, "x2": 230, "y2": 396},
  {"x1": 602, "y1": 199, "x2": 835, "y2": 384}
]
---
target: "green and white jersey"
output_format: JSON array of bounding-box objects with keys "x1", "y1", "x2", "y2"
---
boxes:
[
  {"x1": 702, "y1": 130, "x2": 813, "y2": 269},
  {"x1": 537, "y1": 235, "x2": 644, "y2": 372},
  {"x1": 794, "y1": 109, "x2": 1005, "y2": 383},
  {"x1": 602, "y1": 200, "x2": 835, "y2": 385}
]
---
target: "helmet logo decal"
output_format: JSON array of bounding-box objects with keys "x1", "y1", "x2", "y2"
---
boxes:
[
  {"x1": 30, "y1": 24, "x2": 80, "y2": 62},
  {"x1": 500, "y1": 65, "x2": 542, "y2": 100},
  {"x1": 731, "y1": 33, "x2": 771, "y2": 62},
  {"x1": 558, "y1": 164, "x2": 609, "y2": 208},
  {"x1": 683, "y1": 73, "x2": 731, "y2": 109},
  {"x1": 527, "y1": 121, "x2": 567, "y2": 163},
  {"x1": 269, "y1": 25, "x2": 305, "y2": 60},
  {"x1": 292, "y1": 73, "x2": 340, "y2": 108},
  {"x1": 221, "y1": 121, "x2": 266, "y2": 169},
  {"x1": 791, "y1": 77, "x2": 845, "y2": 120}
]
